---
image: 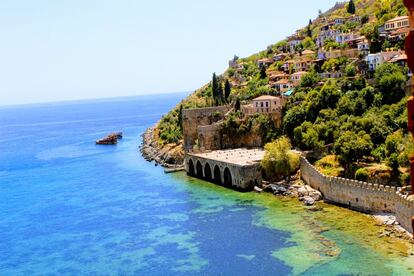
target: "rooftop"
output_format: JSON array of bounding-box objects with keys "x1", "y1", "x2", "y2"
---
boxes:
[
  {"x1": 189, "y1": 148, "x2": 265, "y2": 166},
  {"x1": 302, "y1": 49, "x2": 316, "y2": 55},
  {"x1": 292, "y1": 71, "x2": 308, "y2": 76},
  {"x1": 385, "y1": 16, "x2": 409, "y2": 23},
  {"x1": 388, "y1": 53, "x2": 407, "y2": 63},
  {"x1": 253, "y1": 95, "x2": 279, "y2": 101}
]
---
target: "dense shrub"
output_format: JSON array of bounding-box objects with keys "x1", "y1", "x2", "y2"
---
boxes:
[{"x1": 355, "y1": 168, "x2": 369, "y2": 182}]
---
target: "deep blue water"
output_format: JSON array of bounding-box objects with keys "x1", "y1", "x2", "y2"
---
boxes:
[
  {"x1": 2, "y1": 94, "x2": 414, "y2": 275},
  {"x1": 0, "y1": 94, "x2": 292, "y2": 275}
]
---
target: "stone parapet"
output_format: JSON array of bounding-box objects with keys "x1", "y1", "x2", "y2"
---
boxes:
[{"x1": 300, "y1": 157, "x2": 414, "y2": 234}]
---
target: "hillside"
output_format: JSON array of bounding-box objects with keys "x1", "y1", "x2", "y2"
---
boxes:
[{"x1": 143, "y1": 0, "x2": 412, "y2": 186}]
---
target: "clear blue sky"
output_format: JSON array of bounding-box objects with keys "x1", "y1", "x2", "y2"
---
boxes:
[{"x1": 0, "y1": 0, "x2": 338, "y2": 105}]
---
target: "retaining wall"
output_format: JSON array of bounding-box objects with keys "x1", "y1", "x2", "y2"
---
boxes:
[{"x1": 300, "y1": 157, "x2": 414, "y2": 233}]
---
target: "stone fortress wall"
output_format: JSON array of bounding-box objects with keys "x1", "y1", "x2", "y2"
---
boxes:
[
  {"x1": 182, "y1": 106, "x2": 230, "y2": 152},
  {"x1": 300, "y1": 157, "x2": 414, "y2": 233}
]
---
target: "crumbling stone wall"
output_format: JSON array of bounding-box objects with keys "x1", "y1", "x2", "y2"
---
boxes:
[
  {"x1": 301, "y1": 157, "x2": 414, "y2": 233},
  {"x1": 182, "y1": 106, "x2": 230, "y2": 151}
]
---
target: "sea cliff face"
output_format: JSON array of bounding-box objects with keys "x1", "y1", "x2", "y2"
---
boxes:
[{"x1": 140, "y1": 126, "x2": 185, "y2": 167}]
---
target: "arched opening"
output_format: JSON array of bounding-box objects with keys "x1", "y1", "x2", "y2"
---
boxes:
[
  {"x1": 214, "y1": 165, "x2": 222, "y2": 185},
  {"x1": 224, "y1": 167, "x2": 233, "y2": 188},
  {"x1": 188, "y1": 159, "x2": 195, "y2": 176},
  {"x1": 196, "y1": 161, "x2": 203, "y2": 178},
  {"x1": 204, "y1": 163, "x2": 212, "y2": 181}
]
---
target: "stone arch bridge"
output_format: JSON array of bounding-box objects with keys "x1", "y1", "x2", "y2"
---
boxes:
[{"x1": 185, "y1": 149, "x2": 264, "y2": 191}]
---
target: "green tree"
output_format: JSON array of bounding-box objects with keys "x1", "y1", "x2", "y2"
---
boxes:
[
  {"x1": 307, "y1": 19, "x2": 312, "y2": 37},
  {"x1": 224, "y1": 79, "x2": 231, "y2": 102},
  {"x1": 355, "y1": 168, "x2": 369, "y2": 181},
  {"x1": 334, "y1": 131, "x2": 373, "y2": 170},
  {"x1": 261, "y1": 137, "x2": 300, "y2": 181},
  {"x1": 361, "y1": 14, "x2": 369, "y2": 25},
  {"x1": 235, "y1": 98, "x2": 241, "y2": 111},
  {"x1": 260, "y1": 66, "x2": 267, "y2": 79},
  {"x1": 374, "y1": 63, "x2": 407, "y2": 104},
  {"x1": 347, "y1": 0, "x2": 356, "y2": 14},
  {"x1": 212, "y1": 73, "x2": 219, "y2": 105},
  {"x1": 300, "y1": 71, "x2": 320, "y2": 88},
  {"x1": 177, "y1": 104, "x2": 183, "y2": 130},
  {"x1": 345, "y1": 64, "x2": 356, "y2": 77},
  {"x1": 382, "y1": 39, "x2": 392, "y2": 51}
]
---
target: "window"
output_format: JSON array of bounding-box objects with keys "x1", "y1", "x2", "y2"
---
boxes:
[
  {"x1": 261, "y1": 102, "x2": 263, "y2": 107},
  {"x1": 265, "y1": 102, "x2": 269, "y2": 107}
]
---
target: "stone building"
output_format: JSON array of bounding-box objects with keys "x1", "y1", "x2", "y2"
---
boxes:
[{"x1": 182, "y1": 95, "x2": 286, "y2": 153}]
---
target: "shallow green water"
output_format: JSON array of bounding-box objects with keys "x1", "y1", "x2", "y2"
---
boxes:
[
  {"x1": 1, "y1": 95, "x2": 413, "y2": 275},
  {"x1": 172, "y1": 173, "x2": 414, "y2": 275}
]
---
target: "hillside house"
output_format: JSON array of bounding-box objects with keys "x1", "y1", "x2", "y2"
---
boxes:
[
  {"x1": 388, "y1": 52, "x2": 412, "y2": 76},
  {"x1": 268, "y1": 72, "x2": 289, "y2": 82},
  {"x1": 302, "y1": 49, "x2": 316, "y2": 58},
  {"x1": 388, "y1": 27, "x2": 410, "y2": 42},
  {"x1": 347, "y1": 15, "x2": 361, "y2": 23},
  {"x1": 291, "y1": 71, "x2": 307, "y2": 86},
  {"x1": 331, "y1": 17, "x2": 346, "y2": 25},
  {"x1": 365, "y1": 51, "x2": 400, "y2": 71},
  {"x1": 357, "y1": 39, "x2": 370, "y2": 55},
  {"x1": 273, "y1": 79, "x2": 294, "y2": 93},
  {"x1": 242, "y1": 95, "x2": 285, "y2": 115},
  {"x1": 323, "y1": 48, "x2": 360, "y2": 60},
  {"x1": 319, "y1": 71, "x2": 343, "y2": 79},
  {"x1": 385, "y1": 16, "x2": 410, "y2": 32},
  {"x1": 316, "y1": 29, "x2": 341, "y2": 47},
  {"x1": 335, "y1": 32, "x2": 357, "y2": 44},
  {"x1": 257, "y1": 58, "x2": 273, "y2": 68},
  {"x1": 273, "y1": 53, "x2": 287, "y2": 62},
  {"x1": 293, "y1": 58, "x2": 313, "y2": 73},
  {"x1": 281, "y1": 60, "x2": 294, "y2": 73},
  {"x1": 287, "y1": 35, "x2": 303, "y2": 53}
]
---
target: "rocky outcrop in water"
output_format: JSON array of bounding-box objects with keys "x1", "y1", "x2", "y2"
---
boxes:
[
  {"x1": 261, "y1": 177, "x2": 323, "y2": 206},
  {"x1": 140, "y1": 126, "x2": 184, "y2": 168}
]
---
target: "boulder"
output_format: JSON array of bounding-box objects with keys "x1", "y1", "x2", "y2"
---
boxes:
[
  {"x1": 254, "y1": 186, "x2": 263, "y2": 193},
  {"x1": 303, "y1": 196, "x2": 315, "y2": 206},
  {"x1": 309, "y1": 190, "x2": 323, "y2": 201}
]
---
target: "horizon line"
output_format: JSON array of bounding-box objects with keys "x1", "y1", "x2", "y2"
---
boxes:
[{"x1": 0, "y1": 90, "x2": 192, "y2": 109}]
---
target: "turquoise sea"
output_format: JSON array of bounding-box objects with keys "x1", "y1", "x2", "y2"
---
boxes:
[{"x1": 1, "y1": 93, "x2": 414, "y2": 275}]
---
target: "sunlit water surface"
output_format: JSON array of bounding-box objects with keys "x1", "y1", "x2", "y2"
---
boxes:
[{"x1": 0, "y1": 94, "x2": 413, "y2": 275}]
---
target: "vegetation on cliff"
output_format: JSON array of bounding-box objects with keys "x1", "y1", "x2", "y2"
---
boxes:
[{"x1": 151, "y1": 0, "x2": 412, "y2": 185}]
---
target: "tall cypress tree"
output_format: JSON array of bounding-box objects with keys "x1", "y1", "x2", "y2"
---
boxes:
[
  {"x1": 307, "y1": 19, "x2": 312, "y2": 37},
  {"x1": 347, "y1": 0, "x2": 356, "y2": 14},
  {"x1": 212, "y1": 73, "x2": 218, "y2": 105},
  {"x1": 235, "y1": 98, "x2": 241, "y2": 111},
  {"x1": 177, "y1": 104, "x2": 183, "y2": 130},
  {"x1": 260, "y1": 66, "x2": 267, "y2": 79},
  {"x1": 217, "y1": 79, "x2": 224, "y2": 104},
  {"x1": 224, "y1": 79, "x2": 231, "y2": 103}
]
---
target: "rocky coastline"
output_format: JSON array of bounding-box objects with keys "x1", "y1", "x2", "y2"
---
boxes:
[
  {"x1": 140, "y1": 126, "x2": 185, "y2": 168},
  {"x1": 255, "y1": 176, "x2": 413, "y2": 241}
]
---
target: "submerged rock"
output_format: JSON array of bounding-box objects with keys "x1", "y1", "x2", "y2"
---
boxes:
[{"x1": 303, "y1": 196, "x2": 315, "y2": 206}]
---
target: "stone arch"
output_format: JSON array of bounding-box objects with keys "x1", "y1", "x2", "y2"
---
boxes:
[
  {"x1": 214, "y1": 165, "x2": 222, "y2": 185},
  {"x1": 196, "y1": 160, "x2": 203, "y2": 178},
  {"x1": 188, "y1": 159, "x2": 195, "y2": 176},
  {"x1": 204, "y1": 163, "x2": 212, "y2": 181},
  {"x1": 224, "y1": 167, "x2": 233, "y2": 187}
]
